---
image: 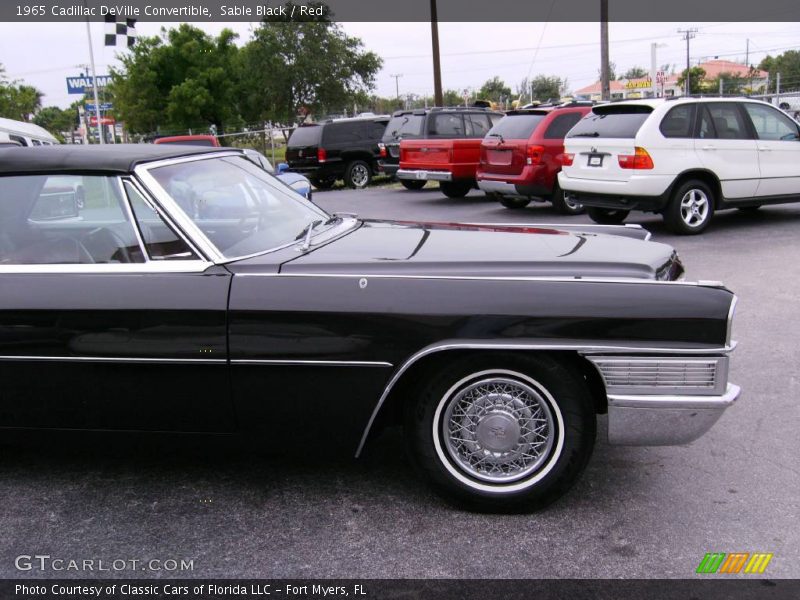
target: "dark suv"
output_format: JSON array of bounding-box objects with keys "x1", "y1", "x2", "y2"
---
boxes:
[
  {"x1": 477, "y1": 102, "x2": 593, "y2": 214},
  {"x1": 285, "y1": 116, "x2": 389, "y2": 189},
  {"x1": 380, "y1": 107, "x2": 504, "y2": 191}
]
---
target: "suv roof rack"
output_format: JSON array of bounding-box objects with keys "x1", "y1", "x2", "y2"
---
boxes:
[{"x1": 665, "y1": 94, "x2": 755, "y2": 101}]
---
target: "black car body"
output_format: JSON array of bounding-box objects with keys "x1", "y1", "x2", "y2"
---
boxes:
[
  {"x1": 285, "y1": 116, "x2": 389, "y2": 189},
  {"x1": 0, "y1": 145, "x2": 740, "y2": 511}
]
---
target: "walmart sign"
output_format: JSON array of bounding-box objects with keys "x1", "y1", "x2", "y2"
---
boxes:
[{"x1": 66, "y1": 75, "x2": 112, "y2": 95}]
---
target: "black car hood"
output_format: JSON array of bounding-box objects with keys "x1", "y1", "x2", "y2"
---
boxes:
[{"x1": 278, "y1": 219, "x2": 678, "y2": 280}]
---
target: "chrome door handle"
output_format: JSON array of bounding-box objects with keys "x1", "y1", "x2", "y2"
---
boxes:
[
  {"x1": 758, "y1": 146, "x2": 772, "y2": 151},
  {"x1": 701, "y1": 145, "x2": 716, "y2": 150}
]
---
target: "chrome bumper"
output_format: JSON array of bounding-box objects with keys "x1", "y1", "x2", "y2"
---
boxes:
[
  {"x1": 607, "y1": 383, "x2": 741, "y2": 445},
  {"x1": 477, "y1": 179, "x2": 519, "y2": 196},
  {"x1": 396, "y1": 169, "x2": 452, "y2": 182}
]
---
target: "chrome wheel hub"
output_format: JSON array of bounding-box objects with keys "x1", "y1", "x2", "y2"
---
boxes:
[
  {"x1": 351, "y1": 165, "x2": 369, "y2": 187},
  {"x1": 564, "y1": 193, "x2": 583, "y2": 211},
  {"x1": 680, "y1": 189, "x2": 709, "y2": 227},
  {"x1": 442, "y1": 377, "x2": 556, "y2": 483}
]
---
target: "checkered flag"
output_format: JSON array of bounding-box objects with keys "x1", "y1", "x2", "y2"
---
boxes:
[{"x1": 104, "y1": 14, "x2": 137, "y2": 47}]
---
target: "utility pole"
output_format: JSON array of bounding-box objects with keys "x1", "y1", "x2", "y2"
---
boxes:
[
  {"x1": 678, "y1": 28, "x2": 698, "y2": 95},
  {"x1": 430, "y1": 0, "x2": 443, "y2": 106},
  {"x1": 600, "y1": 0, "x2": 610, "y2": 101},
  {"x1": 390, "y1": 74, "x2": 403, "y2": 104}
]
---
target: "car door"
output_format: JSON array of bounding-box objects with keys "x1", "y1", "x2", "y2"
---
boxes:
[
  {"x1": 0, "y1": 173, "x2": 234, "y2": 432},
  {"x1": 694, "y1": 103, "x2": 760, "y2": 199},
  {"x1": 741, "y1": 102, "x2": 800, "y2": 198}
]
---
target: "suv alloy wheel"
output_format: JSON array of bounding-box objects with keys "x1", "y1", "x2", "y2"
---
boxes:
[{"x1": 664, "y1": 179, "x2": 715, "y2": 234}]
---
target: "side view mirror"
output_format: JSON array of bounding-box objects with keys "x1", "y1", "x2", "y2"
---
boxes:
[{"x1": 277, "y1": 162, "x2": 289, "y2": 174}]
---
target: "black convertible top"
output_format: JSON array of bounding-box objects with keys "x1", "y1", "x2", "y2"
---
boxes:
[{"x1": 0, "y1": 144, "x2": 230, "y2": 174}]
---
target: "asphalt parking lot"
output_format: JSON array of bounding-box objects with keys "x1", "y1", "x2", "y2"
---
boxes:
[{"x1": 2, "y1": 185, "x2": 799, "y2": 579}]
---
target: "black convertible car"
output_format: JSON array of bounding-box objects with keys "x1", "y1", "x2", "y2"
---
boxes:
[{"x1": 0, "y1": 145, "x2": 739, "y2": 510}]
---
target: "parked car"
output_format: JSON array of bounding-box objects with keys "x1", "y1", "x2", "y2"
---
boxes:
[
  {"x1": 0, "y1": 117, "x2": 59, "y2": 146},
  {"x1": 377, "y1": 110, "x2": 427, "y2": 187},
  {"x1": 476, "y1": 102, "x2": 593, "y2": 214},
  {"x1": 285, "y1": 116, "x2": 390, "y2": 189},
  {"x1": 395, "y1": 107, "x2": 505, "y2": 197},
  {"x1": 0, "y1": 145, "x2": 740, "y2": 511},
  {"x1": 559, "y1": 97, "x2": 800, "y2": 234}
]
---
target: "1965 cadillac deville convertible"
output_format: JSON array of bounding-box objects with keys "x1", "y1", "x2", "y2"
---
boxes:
[{"x1": 0, "y1": 145, "x2": 739, "y2": 510}]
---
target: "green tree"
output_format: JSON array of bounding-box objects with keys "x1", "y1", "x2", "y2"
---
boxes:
[
  {"x1": 677, "y1": 66, "x2": 707, "y2": 94},
  {"x1": 705, "y1": 71, "x2": 748, "y2": 95},
  {"x1": 33, "y1": 106, "x2": 77, "y2": 142},
  {"x1": 478, "y1": 76, "x2": 511, "y2": 103},
  {"x1": 0, "y1": 64, "x2": 43, "y2": 121},
  {"x1": 110, "y1": 25, "x2": 242, "y2": 135},
  {"x1": 240, "y1": 11, "x2": 381, "y2": 124},
  {"x1": 442, "y1": 89, "x2": 464, "y2": 106},
  {"x1": 759, "y1": 50, "x2": 800, "y2": 93},
  {"x1": 530, "y1": 75, "x2": 564, "y2": 102},
  {"x1": 620, "y1": 66, "x2": 648, "y2": 80}
]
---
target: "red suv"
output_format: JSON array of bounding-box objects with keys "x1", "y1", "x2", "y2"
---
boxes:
[{"x1": 477, "y1": 103, "x2": 593, "y2": 214}]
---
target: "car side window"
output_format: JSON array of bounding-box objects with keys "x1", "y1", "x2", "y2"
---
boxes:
[
  {"x1": 660, "y1": 104, "x2": 695, "y2": 138},
  {"x1": 323, "y1": 124, "x2": 361, "y2": 144},
  {"x1": 369, "y1": 121, "x2": 388, "y2": 139},
  {"x1": 123, "y1": 181, "x2": 198, "y2": 261},
  {"x1": 704, "y1": 103, "x2": 751, "y2": 140},
  {"x1": 429, "y1": 113, "x2": 465, "y2": 137},
  {"x1": 544, "y1": 113, "x2": 584, "y2": 140},
  {"x1": 743, "y1": 103, "x2": 800, "y2": 141},
  {"x1": 465, "y1": 114, "x2": 492, "y2": 138},
  {"x1": 0, "y1": 174, "x2": 145, "y2": 265},
  {"x1": 10, "y1": 135, "x2": 27, "y2": 146}
]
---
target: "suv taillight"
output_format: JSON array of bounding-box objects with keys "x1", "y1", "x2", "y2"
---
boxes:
[
  {"x1": 378, "y1": 143, "x2": 387, "y2": 158},
  {"x1": 526, "y1": 145, "x2": 545, "y2": 165},
  {"x1": 561, "y1": 153, "x2": 575, "y2": 166},
  {"x1": 618, "y1": 147, "x2": 654, "y2": 169},
  {"x1": 317, "y1": 148, "x2": 327, "y2": 162}
]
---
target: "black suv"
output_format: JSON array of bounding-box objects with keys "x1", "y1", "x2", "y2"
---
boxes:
[
  {"x1": 285, "y1": 116, "x2": 389, "y2": 189},
  {"x1": 377, "y1": 107, "x2": 504, "y2": 190}
]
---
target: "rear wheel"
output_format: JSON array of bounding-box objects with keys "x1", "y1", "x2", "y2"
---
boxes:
[
  {"x1": 587, "y1": 207, "x2": 629, "y2": 225},
  {"x1": 440, "y1": 181, "x2": 472, "y2": 198},
  {"x1": 401, "y1": 179, "x2": 427, "y2": 191},
  {"x1": 663, "y1": 179, "x2": 715, "y2": 235},
  {"x1": 499, "y1": 197, "x2": 531, "y2": 209},
  {"x1": 344, "y1": 160, "x2": 372, "y2": 189},
  {"x1": 550, "y1": 183, "x2": 585, "y2": 215},
  {"x1": 404, "y1": 353, "x2": 595, "y2": 512}
]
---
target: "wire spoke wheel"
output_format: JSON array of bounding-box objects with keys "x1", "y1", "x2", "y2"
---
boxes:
[{"x1": 441, "y1": 376, "x2": 557, "y2": 484}]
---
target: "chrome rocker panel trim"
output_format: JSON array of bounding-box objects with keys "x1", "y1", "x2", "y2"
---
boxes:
[{"x1": 607, "y1": 383, "x2": 741, "y2": 446}]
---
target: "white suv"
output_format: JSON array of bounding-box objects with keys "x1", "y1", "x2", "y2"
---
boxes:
[{"x1": 558, "y1": 97, "x2": 800, "y2": 234}]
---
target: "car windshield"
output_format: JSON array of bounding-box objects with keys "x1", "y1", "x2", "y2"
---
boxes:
[
  {"x1": 383, "y1": 114, "x2": 425, "y2": 141},
  {"x1": 148, "y1": 155, "x2": 328, "y2": 259},
  {"x1": 567, "y1": 105, "x2": 653, "y2": 139},
  {"x1": 487, "y1": 113, "x2": 547, "y2": 140},
  {"x1": 288, "y1": 125, "x2": 322, "y2": 147}
]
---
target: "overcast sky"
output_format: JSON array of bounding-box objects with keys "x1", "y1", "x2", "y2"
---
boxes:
[{"x1": 2, "y1": 21, "x2": 799, "y2": 109}]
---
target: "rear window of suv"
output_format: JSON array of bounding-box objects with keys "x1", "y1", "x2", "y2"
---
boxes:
[
  {"x1": 384, "y1": 114, "x2": 425, "y2": 142},
  {"x1": 567, "y1": 105, "x2": 653, "y2": 139},
  {"x1": 288, "y1": 125, "x2": 322, "y2": 147},
  {"x1": 487, "y1": 113, "x2": 547, "y2": 139}
]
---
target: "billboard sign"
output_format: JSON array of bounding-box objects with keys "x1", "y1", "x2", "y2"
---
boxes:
[{"x1": 66, "y1": 75, "x2": 112, "y2": 94}]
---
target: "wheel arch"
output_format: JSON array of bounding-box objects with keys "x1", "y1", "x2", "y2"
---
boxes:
[
  {"x1": 355, "y1": 345, "x2": 607, "y2": 457},
  {"x1": 667, "y1": 169, "x2": 725, "y2": 209}
]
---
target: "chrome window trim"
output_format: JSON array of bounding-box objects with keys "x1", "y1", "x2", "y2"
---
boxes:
[
  {"x1": 354, "y1": 339, "x2": 737, "y2": 457},
  {"x1": 231, "y1": 359, "x2": 393, "y2": 367},
  {"x1": 134, "y1": 152, "x2": 331, "y2": 264},
  {"x1": 0, "y1": 355, "x2": 226, "y2": 364},
  {"x1": 121, "y1": 176, "x2": 208, "y2": 263},
  {"x1": 115, "y1": 177, "x2": 150, "y2": 262},
  {"x1": 0, "y1": 262, "x2": 213, "y2": 274}
]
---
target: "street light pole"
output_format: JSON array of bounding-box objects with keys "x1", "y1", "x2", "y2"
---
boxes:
[
  {"x1": 678, "y1": 28, "x2": 698, "y2": 95},
  {"x1": 600, "y1": 0, "x2": 610, "y2": 101},
  {"x1": 430, "y1": 0, "x2": 443, "y2": 106},
  {"x1": 390, "y1": 73, "x2": 403, "y2": 104}
]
